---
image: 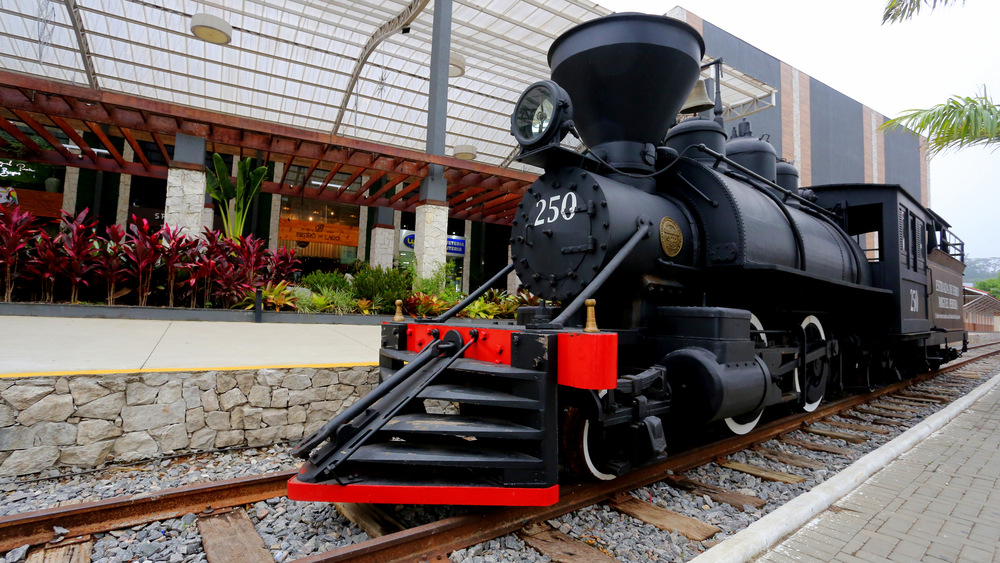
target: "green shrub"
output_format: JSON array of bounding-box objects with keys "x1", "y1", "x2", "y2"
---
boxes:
[
  {"x1": 321, "y1": 287, "x2": 357, "y2": 315},
  {"x1": 352, "y1": 265, "x2": 412, "y2": 313},
  {"x1": 410, "y1": 261, "x2": 465, "y2": 302},
  {"x1": 301, "y1": 270, "x2": 351, "y2": 293}
]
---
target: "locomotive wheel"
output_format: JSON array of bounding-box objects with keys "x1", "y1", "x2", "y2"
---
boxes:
[
  {"x1": 794, "y1": 315, "x2": 828, "y2": 412},
  {"x1": 724, "y1": 313, "x2": 767, "y2": 435},
  {"x1": 561, "y1": 405, "x2": 617, "y2": 481}
]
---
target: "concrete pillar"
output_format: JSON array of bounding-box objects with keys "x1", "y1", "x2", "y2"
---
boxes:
[
  {"x1": 357, "y1": 205, "x2": 369, "y2": 262},
  {"x1": 163, "y1": 133, "x2": 207, "y2": 236},
  {"x1": 61, "y1": 164, "x2": 80, "y2": 216},
  {"x1": 115, "y1": 144, "x2": 134, "y2": 226},
  {"x1": 414, "y1": 202, "x2": 449, "y2": 279},
  {"x1": 268, "y1": 194, "x2": 281, "y2": 252},
  {"x1": 369, "y1": 227, "x2": 395, "y2": 269},
  {"x1": 507, "y1": 245, "x2": 520, "y2": 295}
]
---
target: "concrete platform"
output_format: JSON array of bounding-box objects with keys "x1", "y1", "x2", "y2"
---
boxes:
[
  {"x1": 695, "y1": 368, "x2": 1000, "y2": 563},
  {"x1": 0, "y1": 316, "x2": 382, "y2": 377}
]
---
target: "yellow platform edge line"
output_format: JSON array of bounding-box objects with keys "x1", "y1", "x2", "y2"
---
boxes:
[{"x1": 0, "y1": 362, "x2": 380, "y2": 379}]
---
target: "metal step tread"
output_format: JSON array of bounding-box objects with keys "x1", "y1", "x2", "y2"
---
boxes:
[
  {"x1": 418, "y1": 384, "x2": 541, "y2": 409},
  {"x1": 349, "y1": 442, "x2": 543, "y2": 468},
  {"x1": 382, "y1": 413, "x2": 542, "y2": 439},
  {"x1": 380, "y1": 348, "x2": 540, "y2": 379}
]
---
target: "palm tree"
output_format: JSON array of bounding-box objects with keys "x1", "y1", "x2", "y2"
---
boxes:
[
  {"x1": 881, "y1": 0, "x2": 963, "y2": 23},
  {"x1": 880, "y1": 0, "x2": 999, "y2": 154}
]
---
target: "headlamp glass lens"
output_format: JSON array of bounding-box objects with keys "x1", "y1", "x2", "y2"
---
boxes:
[{"x1": 515, "y1": 84, "x2": 555, "y2": 143}]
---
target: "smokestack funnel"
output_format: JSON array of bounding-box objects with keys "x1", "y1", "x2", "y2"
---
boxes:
[{"x1": 548, "y1": 13, "x2": 705, "y2": 171}]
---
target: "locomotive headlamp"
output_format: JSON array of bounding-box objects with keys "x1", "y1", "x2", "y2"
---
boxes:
[{"x1": 511, "y1": 80, "x2": 573, "y2": 150}]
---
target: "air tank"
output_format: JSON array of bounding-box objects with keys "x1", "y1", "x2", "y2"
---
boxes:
[
  {"x1": 776, "y1": 159, "x2": 800, "y2": 195},
  {"x1": 726, "y1": 120, "x2": 776, "y2": 183},
  {"x1": 664, "y1": 118, "x2": 727, "y2": 166}
]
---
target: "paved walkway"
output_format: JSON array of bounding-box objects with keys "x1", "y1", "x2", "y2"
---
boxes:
[
  {"x1": 0, "y1": 316, "x2": 382, "y2": 376},
  {"x1": 759, "y1": 382, "x2": 1000, "y2": 563}
]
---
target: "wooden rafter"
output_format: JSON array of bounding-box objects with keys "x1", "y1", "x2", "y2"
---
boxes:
[
  {"x1": 85, "y1": 121, "x2": 126, "y2": 167},
  {"x1": 49, "y1": 116, "x2": 97, "y2": 162},
  {"x1": 0, "y1": 116, "x2": 43, "y2": 154},
  {"x1": 119, "y1": 127, "x2": 151, "y2": 169},
  {"x1": 11, "y1": 109, "x2": 72, "y2": 159}
]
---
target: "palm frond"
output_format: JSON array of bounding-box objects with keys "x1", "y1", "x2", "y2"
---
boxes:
[
  {"x1": 880, "y1": 88, "x2": 1000, "y2": 154},
  {"x1": 882, "y1": 0, "x2": 963, "y2": 23}
]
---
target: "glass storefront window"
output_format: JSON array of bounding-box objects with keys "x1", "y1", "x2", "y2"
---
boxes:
[{"x1": 278, "y1": 196, "x2": 360, "y2": 269}]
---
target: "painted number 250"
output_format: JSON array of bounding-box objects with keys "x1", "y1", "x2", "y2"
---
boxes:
[{"x1": 533, "y1": 193, "x2": 578, "y2": 226}]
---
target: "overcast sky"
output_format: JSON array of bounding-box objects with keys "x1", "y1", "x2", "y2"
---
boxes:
[{"x1": 597, "y1": 0, "x2": 1000, "y2": 260}]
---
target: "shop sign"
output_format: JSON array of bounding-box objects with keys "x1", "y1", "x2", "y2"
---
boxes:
[
  {"x1": 399, "y1": 229, "x2": 465, "y2": 256},
  {"x1": 0, "y1": 160, "x2": 35, "y2": 178},
  {"x1": 279, "y1": 218, "x2": 359, "y2": 246}
]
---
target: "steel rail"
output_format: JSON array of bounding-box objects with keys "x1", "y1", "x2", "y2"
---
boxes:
[
  {"x1": 1, "y1": 345, "x2": 997, "y2": 557},
  {"x1": 0, "y1": 471, "x2": 293, "y2": 552}
]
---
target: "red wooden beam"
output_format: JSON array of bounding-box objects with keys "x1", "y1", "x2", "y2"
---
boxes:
[
  {"x1": 297, "y1": 158, "x2": 321, "y2": 193},
  {"x1": 0, "y1": 116, "x2": 42, "y2": 154},
  {"x1": 449, "y1": 187, "x2": 487, "y2": 206},
  {"x1": 49, "y1": 116, "x2": 98, "y2": 162},
  {"x1": 277, "y1": 154, "x2": 294, "y2": 187},
  {"x1": 352, "y1": 169, "x2": 389, "y2": 201},
  {"x1": 452, "y1": 189, "x2": 503, "y2": 215},
  {"x1": 388, "y1": 178, "x2": 422, "y2": 204},
  {"x1": 85, "y1": 121, "x2": 126, "y2": 168},
  {"x1": 11, "y1": 109, "x2": 71, "y2": 160},
  {"x1": 151, "y1": 132, "x2": 171, "y2": 166},
  {"x1": 314, "y1": 163, "x2": 344, "y2": 195},
  {"x1": 332, "y1": 167, "x2": 365, "y2": 199},
  {"x1": 363, "y1": 173, "x2": 408, "y2": 203},
  {"x1": 119, "y1": 127, "x2": 151, "y2": 170}
]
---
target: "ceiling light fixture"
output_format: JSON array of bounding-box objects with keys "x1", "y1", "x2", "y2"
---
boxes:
[
  {"x1": 191, "y1": 13, "x2": 232, "y2": 45},
  {"x1": 449, "y1": 53, "x2": 466, "y2": 78},
  {"x1": 453, "y1": 144, "x2": 477, "y2": 160}
]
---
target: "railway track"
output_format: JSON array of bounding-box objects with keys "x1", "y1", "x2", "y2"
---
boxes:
[{"x1": 3, "y1": 342, "x2": 999, "y2": 562}]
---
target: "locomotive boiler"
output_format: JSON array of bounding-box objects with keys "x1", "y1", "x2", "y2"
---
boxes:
[{"x1": 288, "y1": 13, "x2": 967, "y2": 506}]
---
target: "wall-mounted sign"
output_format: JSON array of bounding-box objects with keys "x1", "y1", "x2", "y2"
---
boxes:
[
  {"x1": 0, "y1": 160, "x2": 35, "y2": 178},
  {"x1": 400, "y1": 229, "x2": 465, "y2": 257},
  {"x1": 279, "y1": 218, "x2": 360, "y2": 246}
]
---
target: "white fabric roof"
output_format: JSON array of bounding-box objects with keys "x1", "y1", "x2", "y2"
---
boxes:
[{"x1": 1, "y1": 1, "x2": 776, "y2": 172}]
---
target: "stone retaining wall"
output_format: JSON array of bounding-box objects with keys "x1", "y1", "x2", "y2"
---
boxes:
[{"x1": 0, "y1": 365, "x2": 379, "y2": 477}]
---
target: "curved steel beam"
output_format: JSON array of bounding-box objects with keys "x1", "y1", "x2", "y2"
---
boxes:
[
  {"x1": 62, "y1": 0, "x2": 100, "y2": 90},
  {"x1": 331, "y1": 0, "x2": 430, "y2": 136}
]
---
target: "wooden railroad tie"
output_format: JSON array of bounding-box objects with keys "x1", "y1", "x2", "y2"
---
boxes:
[
  {"x1": 823, "y1": 419, "x2": 890, "y2": 435},
  {"x1": 855, "y1": 405, "x2": 912, "y2": 419},
  {"x1": 664, "y1": 475, "x2": 766, "y2": 511},
  {"x1": 879, "y1": 396, "x2": 928, "y2": 408},
  {"x1": 837, "y1": 411, "x2": 904, "y2": 427},
  {"x1": 896, "y1": 391, "x2": 948, "y2": 403},
  {"x1": 716, "y1": 459, "x2": 805, "y2": 484},
  {"x1": 781, "y1": 437, "x2": 853, "y2": 456},
  {"x1": 803, "y1": 426, "x2": 867, "y2": 444},
  {"x1": 518, "y1": 522, "x2": 617, "y2": 563},
  {"x1": 868, "y1": 402, "x2": 918, "y2": 413},
  {"x1": 198, "y1": 507, "x2": 272, "y2": 563},
  {"x1": 920, "y1": 386, "x2": 959, "y2": 395},
  {"x1": 607, "y1": 495, "x2": 721, "y2": 541},
  {"x1": 25, "y1": 500, "x2": 93, "y2": 563},
  {"x1": 753, "y1": 447, "x2": 826, "y2": 470},
  {"x1": 334, "y1": 503, "x2": 404, "y2": 539}
]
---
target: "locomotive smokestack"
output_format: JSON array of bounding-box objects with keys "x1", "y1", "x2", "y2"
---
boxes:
[{"x1": 548, "y1": 13, "x2": 705, "y2": 171}]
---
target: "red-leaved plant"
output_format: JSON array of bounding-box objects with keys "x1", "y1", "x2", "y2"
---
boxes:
[
  {"x1": 159, "y1": 224, "x2": 198, "y2": 308},
  {"x1": 93, "y1": 224, "x2": 128, "y2": 305},
  {"x1": 25, "y1": 227, "x2": 67, "y2": 303},
  {"x1": 0, "y1": 206, "x2": 36, "y2": 302},
  {"x1": 268, "y1": 246, "x2": 299, "y2": 283},
  {"x1": 124, "y1": 216, "x2": 163, "y2": 307},
  {"x1": 58, "y1": 209, "x2": 97, "y2": 303}
]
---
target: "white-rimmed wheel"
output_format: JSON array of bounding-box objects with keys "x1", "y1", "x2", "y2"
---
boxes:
[
  {"x1": 561, "y1": 402, "x2": 617, "y2": 481},
  {"x1": 794, "y1": 315, "x2": 828, "y2": 412},
  {"x1": 724, "y1": 313, "x2": 767, "y2": 435}
]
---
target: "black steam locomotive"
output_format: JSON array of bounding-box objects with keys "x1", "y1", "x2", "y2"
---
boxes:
[{"x1": 288, "y1": 13, "x2": 967, "y2": 506}]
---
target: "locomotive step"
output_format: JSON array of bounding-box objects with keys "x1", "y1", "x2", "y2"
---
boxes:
[
  {"x1": 418, "y1": 383, "x2": 542, "y2": 409},
  {"x1": 382, "y1": 413, "x2": 543, "y2": 439},
  {"x1": 348, "y1": 441, "x2": 544, "y2": 468},
  {"x1": 381, "y1": 348, "x2": 542, "y2": 379}
]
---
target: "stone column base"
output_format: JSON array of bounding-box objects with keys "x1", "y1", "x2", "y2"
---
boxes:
[
  {"x1": 414, "y1": 201, "x2": 449, "y2": 279},
  {"x1": 369, "y1": 226, "x2": 396, "y2": 269}
]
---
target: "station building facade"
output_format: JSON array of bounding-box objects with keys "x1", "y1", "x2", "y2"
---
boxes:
[{"x1": 0, "y1": 6, "x2": 930, "y2": 295}]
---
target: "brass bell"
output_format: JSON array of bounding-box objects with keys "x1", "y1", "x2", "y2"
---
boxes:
[{"x1": 681, "y1": 79, "x2": 714, "y2": 114}]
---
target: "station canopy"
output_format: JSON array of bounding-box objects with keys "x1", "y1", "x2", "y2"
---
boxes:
[{"x1": 0, "y1": 0, "x2": 778, "y2": 222}]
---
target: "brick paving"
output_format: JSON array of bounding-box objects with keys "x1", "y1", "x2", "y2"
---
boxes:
[{"x1": 760, "y1": 384, "x2": 1000, "y2": 563}]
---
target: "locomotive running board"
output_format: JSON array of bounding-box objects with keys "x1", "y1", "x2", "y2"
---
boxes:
[{"x1": 287, "y1": 475, "x2": 559, "y2": 506}]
